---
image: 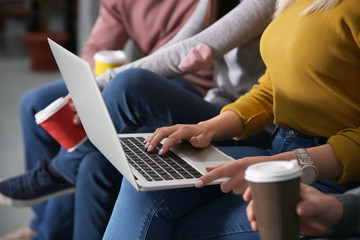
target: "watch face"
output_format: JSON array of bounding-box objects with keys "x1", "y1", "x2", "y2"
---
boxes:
[{"x1": 300, "y1": 166, "x2": 317, "y2": 185}]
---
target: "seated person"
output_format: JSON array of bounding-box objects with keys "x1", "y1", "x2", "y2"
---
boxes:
[
  {"x1": 0, "y1": 0, "x2": 275, "y2": 239},
  {"x1": 101, "y1": 0, "x2": 360, "y2": 238}
]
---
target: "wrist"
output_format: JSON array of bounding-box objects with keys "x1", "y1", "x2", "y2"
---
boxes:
[
  {"x1": 197, "y1": 121, "x2": 218, "y2": 140},
  {"x1": 294, "y1": 148, "x2": 318, "y2": 185},
  {"x1": 270, "y1": 151, "x2": 298, "y2": 161}
]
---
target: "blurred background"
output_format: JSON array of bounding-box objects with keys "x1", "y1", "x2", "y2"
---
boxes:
[{"x1": 0, "y1": 0, "x2": 100, "y2": 235}]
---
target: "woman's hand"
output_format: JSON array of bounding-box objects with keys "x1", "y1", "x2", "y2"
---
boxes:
[
  {"x1": 65, "y1": 94, "x2": 81, "y2": 126},
  {"x1": 195, "y1": 155, "x2": 276, "y2": 194},
  {"x1": 244, "y1": 183, "x2": 343, "y2": 237},
  {"x1": 145, "y1": 110, "x2": 245, "y2": 155},
  {"x1": 145, "y1": 123, "x2": 214, "y2": 155}
]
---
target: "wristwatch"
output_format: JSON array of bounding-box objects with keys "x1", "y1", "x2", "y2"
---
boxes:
[{"x1": 293, "y1": 148, "x2": 318, "y2": 185}]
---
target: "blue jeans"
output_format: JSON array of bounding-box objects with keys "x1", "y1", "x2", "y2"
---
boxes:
[
  {"x1": 20, "y1": 79, "x2": 74, "y2": 239},
  {"x1": 22, "y1": 68, "x2": 271, "y2": 239},
  {"x1": 103, "y1": 126, "x2": 359, "y2": 240}
]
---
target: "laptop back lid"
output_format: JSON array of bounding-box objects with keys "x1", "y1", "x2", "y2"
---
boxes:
[{"x1": 48, "y1": 38, "x2": 139, "y2": 190}]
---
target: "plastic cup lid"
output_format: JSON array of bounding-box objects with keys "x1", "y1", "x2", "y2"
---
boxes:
[
  {"x1": 35, "y1": 97, "x2": 68, "y2": 124},
  {"x1": 94, "y1": 50, "x2": 126, "y2": 64},
  {"x1": 245, "y1": 160, "x2": 302, "y2": 183}
]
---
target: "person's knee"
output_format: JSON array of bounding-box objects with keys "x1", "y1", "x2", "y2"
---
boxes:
[
  {"x1": 20, "y1": 87, "x2": 44, "y2": 112},
  {"x1": 20, "y1": 80, "x2": 66, "y2": 113},
  {"x1": 103, "y1": 68, "x2": 159, "y2": 98},
  {"x1": 77, "y1": 152, "x2": 107, "y2": 179},
  {"x1": 76, "y1": 152, "x2": 121, "y2": 188}
]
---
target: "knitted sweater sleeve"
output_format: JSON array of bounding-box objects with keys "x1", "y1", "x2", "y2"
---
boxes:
[
  {"x1": 95, "y1": 0, "x2": 275, "y2": 89},
  {"x1": 160, "y1": 0, "x2": 208, "y2": 47}
]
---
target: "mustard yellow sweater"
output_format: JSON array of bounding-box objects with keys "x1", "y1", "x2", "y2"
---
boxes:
[{"x1": 222, "y1": 0, "x2": 360, "y2": 183}]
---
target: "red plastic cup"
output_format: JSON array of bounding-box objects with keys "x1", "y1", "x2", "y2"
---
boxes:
[{"x1": 35, "y1": 97, "x2": 87, "y2": 152}]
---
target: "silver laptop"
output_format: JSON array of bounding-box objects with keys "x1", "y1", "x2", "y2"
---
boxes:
[{"x1": 48, "y1": 38, "x2": 234, "y2": 191}]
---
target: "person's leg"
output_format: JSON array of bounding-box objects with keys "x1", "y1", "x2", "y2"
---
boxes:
[
  {"x1": 20, "y1": 80, "x2": 75, "y2": 239},
  {"x1": 104, "y1": 179, "x2": 225, "y2": 239},
  {"x1": 33, "y1": 194, "x2": 74, "y2": 240},
  {"x1": 173, "y1": 193, "x2": 259, "y2": 240},
  {"x1": 20, "y1": 79, "x2": 68, "y2": 171},
  {"x1": 20, "y1": 80, "x2": 67, "y2": 232},
  {"x1": 73, "y1": 151, "x2": 122, "y2": 240},
  {"x1": 103, "y1": 68, "x2": 221, "y2": 133},
  {"x1": 103, "y1": 146, "x2": 269, "y2": 239}
]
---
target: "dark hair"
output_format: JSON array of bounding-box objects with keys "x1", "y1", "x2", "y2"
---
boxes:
[{"x1": 205, "y1": 0, "x2": 240, "y2": 27}]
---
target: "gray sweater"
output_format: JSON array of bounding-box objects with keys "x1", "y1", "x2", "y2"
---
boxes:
[{"x1": 96, "y1": 0, "x2": 275, "y2": 107}]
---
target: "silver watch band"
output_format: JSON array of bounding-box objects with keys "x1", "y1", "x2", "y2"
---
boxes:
[
  {"x1": 293, "y1": 148, "x2": 312, "y2": 164},
  {"x1": 293, "y1": 148, "x2": 318, "y2": 185}
]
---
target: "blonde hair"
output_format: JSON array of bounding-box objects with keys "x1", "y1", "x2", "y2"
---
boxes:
[{"x1": 273, "y1": 0, "x2": 342, "y2": 18}]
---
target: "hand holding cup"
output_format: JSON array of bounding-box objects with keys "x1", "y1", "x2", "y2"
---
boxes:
[
  {"x1": 35, "y1": 96, "x2": 87, "y2": 152},
  {"x1": 244, "y1": 160, "x2": 302, "y2": 240}
]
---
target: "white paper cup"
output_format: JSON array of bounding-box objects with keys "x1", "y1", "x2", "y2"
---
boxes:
[{"x1": 245, "y1": 160, "x2": 302, "y2": 240}]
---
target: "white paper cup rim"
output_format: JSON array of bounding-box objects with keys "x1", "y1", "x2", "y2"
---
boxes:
[
  {"x1": 35, "y1": 97, "x2": 68, "y2": 124},
  {"x1": 94, "y1": 50, "x2": 126, "y2": 64},
  {"x1": 245, "y1": 160, "x2": 302, "y2": 183}
]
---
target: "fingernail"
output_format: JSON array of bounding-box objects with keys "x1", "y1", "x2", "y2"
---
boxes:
[
  {"x1": 144, "y1": 142, "x2": 150, "y2": 149},
  {"x1": 73, "y1": 118, "x2": 79, "y2": 125},
  {"x1": 158, "y1": 148, "x2": 164, "y2": 155},
  {"x1": 195, "y1": 179, "x2": 204, "y2": 188},
  {"x1": 147, "y1": 145, "x2": 153, "y2": 152}
]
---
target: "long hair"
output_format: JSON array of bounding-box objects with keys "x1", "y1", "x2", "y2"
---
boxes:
[{"x1": 274, "y1": 0, "x2": 342, "y2": 18}]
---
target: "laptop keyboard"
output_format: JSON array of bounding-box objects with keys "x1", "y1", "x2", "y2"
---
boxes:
[{"x1": 119, "y1": 137, "x2": 202, "y2": 182}]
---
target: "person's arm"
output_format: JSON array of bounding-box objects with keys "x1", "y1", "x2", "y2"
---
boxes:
[
  {"x1": 327, "y1": 126, "x2": 360, "y2": 183},
  {"x1": 145, "y1": 110, "x2": 244, "y2": 154},
  {"x1": 226, "y1": 87, "x2": 360, "y2": 183},
  {"x1": 95, "y1": 0, "x2": 275, "y2": 88},
  {"x1": 80, "y1": 0, "x2": 130, "y2": 70},
  {"x1": 160, "y1": 0, "x2": 208, "y2": 47},
  {"x1": 192, "y1": 143, "x2": 342, "y2": 194}
]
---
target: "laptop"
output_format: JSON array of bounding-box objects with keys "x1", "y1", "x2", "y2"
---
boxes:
[{"x1": 48, "y1": 38, "x2": 234, "y2": 191}]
